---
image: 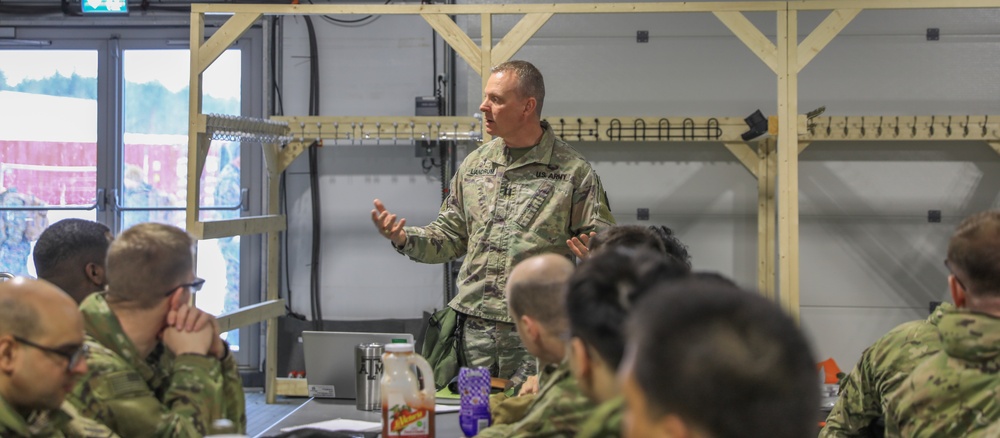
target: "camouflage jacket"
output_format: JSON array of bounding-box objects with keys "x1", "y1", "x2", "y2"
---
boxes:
[
  {"x1": 474, "y1": 360, "x2": 596, "y2": 438},
  {"x1": 576, "y1": 396, "x2": 623, "y2": 438},
  {"x1": 397, "y1": 121, "x2": 615, "y2": 322},
  {"x1": 0, "y1": 396, "x2": 117, "y2": 438},
  {"x1": 885, "y1": 309, "x2": 1000, "y2": 437},
  {"x1": 820, "y1": 303, "x2": 952, "y2": 437},
  {"x1": 68, "y1": 293, "x2": 246, "y2": 437}
]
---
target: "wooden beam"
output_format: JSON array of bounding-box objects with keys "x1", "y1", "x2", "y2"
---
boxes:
[
  {"x1": 790, "y1": 0, "x2": 1000, "y2": 11},
  {"x1": 193, "y1": 2, "x2": 792, "y2": 15},
  {"x1": 275, "y1": 378, "x2": 309, "y2": 397},
  {"x1": 492, "y1": 13, "x2": 554, "y2": 65},
  {"x1": 196, "y1": 215, "x2": 286, "y2": 240},
  {"x1": 481, "y1": 12, "x2": 493, "y2": 143},
  {"x1": 713, "y1": 11, "x2": 778, "y2": 74},
  {"x1": 798, "y1": 141, "x2": 811, "y2": 154},
  {"x1": 757, "y1": 139, "x2": 776, "y2": 299},
  {"x1": 723, "y1": 142, "x2": 759, "y2": 178},
  {"x1": 187, "y1": 12, "x2": 205, "y2": 235},
  {"x1": 776, "y1": 9, "x2": 801, "y2": 321},
  {"x1": 216, "y1": 299, "x2": 286, "y2": 333},
  {"x1": 265, "y1": 133, "x2": 283, "y2": 404},
  {"x1": 989, "y1": 142, "x2": 1000, "y2": 156},
  {"x1": 797, "y1": 9, "x2": 860, "y2": 72},
  {"x1": 197, "y1": 12, "x2": 261, "y2": 75},
  {"x1": 421, "y1": 14, "x2": 482, "y2": 76},
  {"x1": 801, "y1": 115, "x2": 1000, "y2": 141}
]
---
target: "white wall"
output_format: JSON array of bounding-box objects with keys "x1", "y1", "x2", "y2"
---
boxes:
[{"x1": 280, "y1": 3, "x2": 1000, "y2": 369}]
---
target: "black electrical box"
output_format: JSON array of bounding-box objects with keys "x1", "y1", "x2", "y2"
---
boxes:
[{"x1": 416, "y1": 96, "x2": 443, "y2": 157}]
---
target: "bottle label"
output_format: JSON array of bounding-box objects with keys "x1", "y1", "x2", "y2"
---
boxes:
[{"x1": 387, "y1": 394, "x2": 430, "y2": 436}]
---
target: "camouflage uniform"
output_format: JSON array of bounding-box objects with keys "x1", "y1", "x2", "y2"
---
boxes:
[
  {"x1": 884, "y1": 309, "x2": 1000, "y2": 437},
  {"x1": 820, "y1": 302, "x2": 952, "y2": 437},
  {"x1": 576, "y1": 396, "x2": 624, "y2": 438},
  {"x1": 489, "y1": 391, "x2": 534, "y2": 425},
  {"x1": 0, "y1": 395, "x2": 117, "y2": 438},
  {"x1": 396, "y1": 121, "x2": 615, "y2": 382},
  {"x1": 0, "y1": 189, "x2": 47, "y2": 276},
  {"x1": 473, "y1": 360, "x2": 596, "y2": 438},
  {"x1": 68, "y1": 293, "x2": 246, "y2": 437}
]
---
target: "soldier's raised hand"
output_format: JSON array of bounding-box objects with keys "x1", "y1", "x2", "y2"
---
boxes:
[
  {"x1": 371, "y1": 199, "x2": 407, "y2": 246},
  {"x1": 567, "y1": 231, "x2": 597, "y2": 260}
]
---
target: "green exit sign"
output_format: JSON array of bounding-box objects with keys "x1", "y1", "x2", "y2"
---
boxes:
[{"x1": 82, "y1": 0, "x2": 128, "y2": 14}]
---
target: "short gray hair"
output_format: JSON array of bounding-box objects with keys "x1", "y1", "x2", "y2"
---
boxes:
[{"x1": 492, "y1": 60, "x2": 545, "y2": 116}]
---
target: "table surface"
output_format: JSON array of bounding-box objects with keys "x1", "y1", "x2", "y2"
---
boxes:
[{"x1": 256, "y1": 398, "x2": 464, "y2": 438}]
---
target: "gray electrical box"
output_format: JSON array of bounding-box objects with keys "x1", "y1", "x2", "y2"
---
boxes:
[{"x1": 415, "y1": 96, "x2": 443, "y2": 157}]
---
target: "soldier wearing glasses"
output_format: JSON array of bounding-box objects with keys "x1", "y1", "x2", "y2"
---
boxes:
[
  {"x1": 0, "y1": 277, "x2": 115, "y2": 437},
  {"x1": 68, "y1": 223, "x2": 245, "y2": 437}
]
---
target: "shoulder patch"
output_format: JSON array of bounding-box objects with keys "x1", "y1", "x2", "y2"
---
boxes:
[{"x1": 94, "y1": 370, "x2": 149, "y2": 399}]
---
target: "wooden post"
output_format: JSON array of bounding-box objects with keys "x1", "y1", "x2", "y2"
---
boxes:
[
  {"x1": 776, "y1": 9, "x2": 800, "y2": 321},
  {"x1": 757, "y1": 139, "x2": 777, "y2": 299}
]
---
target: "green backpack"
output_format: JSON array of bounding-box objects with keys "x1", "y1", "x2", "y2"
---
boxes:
[{"x1": 421, "y1": 307, "x2": 465, "y2": 390}]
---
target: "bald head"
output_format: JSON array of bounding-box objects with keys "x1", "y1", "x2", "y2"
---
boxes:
[
  {"x1": 506, "y1": 254, "x2": 575, "y2": 334},
  {"x1": 0, "y1": 278, "x2": 81, "y2": 339}
]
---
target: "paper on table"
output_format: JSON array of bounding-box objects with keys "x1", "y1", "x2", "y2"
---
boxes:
[
  {"x1": 436, "y1": 404, "x2": 461, "y2": 413},
  {"x1": 280, "y1": 418, "x2": 381, "y2": 433}
]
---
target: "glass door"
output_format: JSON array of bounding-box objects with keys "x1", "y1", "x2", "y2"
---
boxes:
[{"x1": 0, "y1": 49, "x2": 101, "y2": 276}]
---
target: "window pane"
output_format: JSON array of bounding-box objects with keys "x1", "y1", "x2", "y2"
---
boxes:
[
  {"x1": 0, "y1": 50, "x2": 98, "y2": 277},
  {"x1": 121, "y1": 49, "x2": 242, "y2": 349}
]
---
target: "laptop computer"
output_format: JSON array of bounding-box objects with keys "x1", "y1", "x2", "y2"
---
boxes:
[{"x1": 302, "y1": 330, "x2": 414, "y2": 399}]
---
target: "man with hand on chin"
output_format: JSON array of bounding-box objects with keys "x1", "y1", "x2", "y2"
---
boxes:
[{"x1": 68, "y1": 223, "x2": 245, "y2": 437}]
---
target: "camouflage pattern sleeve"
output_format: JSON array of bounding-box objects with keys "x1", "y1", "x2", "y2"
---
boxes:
[
  {"x1": 71, "y1": 346, "x2": 225, "y2": 437},
  {"x1": 0, "y1": 394, "x2": 72, "y2": 437},
  {"x1": 219, "y1": 351, "x2": 247, "y2": 433},
  {"x1": 884, "y1": 311, "x2": 1000, "y2": 437},
  {"x1": 576, "y1": 397, "x2": 623, "y2": 438},
  {"x1": 819, "y1": 348, "x2": 882, "y2": 437},
  {"x1": 474, "y1": 363, "x2": 595, "y2": 438},
  {"x1": 490, "y1": 393, "x2": 535, "y2": 425},
  {"x1": 568, "y1": 166, "x2": 614, "y2": 237},
  {"x1": 398, "y1": 163, "x2": 469, "y2": 264},
  {"x1": 61, "y1": 401, "x2": 119, "y2": 438}
]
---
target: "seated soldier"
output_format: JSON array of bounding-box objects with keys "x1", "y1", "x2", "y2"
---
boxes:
[
  {"x1": 33, "y1": 219, "x2": 113, "y2": 304},
  {"x1": 568, "y1": 247, "x2": 691, "y2": 438},
  {"x1": 884, "y1": 210, "x2": 1000, "y2": 437},
  {"x1": 0, "y1": 277, "x2": 117, "y2": 437},
  {"x1": 820, "y1": 306, "x2": 953, "y2": 437},
  {"x1": 475, "y1": 253, "x2": 594, "y2": 437},
  {"x1": 621, "y1": 277, "x2": 819, "y2": 438},
  {"x1": 68, "y1": 223, "x2": 245, "y2": 437}
]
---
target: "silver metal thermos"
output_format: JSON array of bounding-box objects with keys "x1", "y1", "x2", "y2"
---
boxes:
[{"x1": 355, "y1": 343, "x2": 384, "y2": 410}]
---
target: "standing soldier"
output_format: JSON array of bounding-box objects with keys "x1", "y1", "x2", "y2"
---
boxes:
[{"x1": 372, "y1": 60, "x2": 615, "y2": 386}]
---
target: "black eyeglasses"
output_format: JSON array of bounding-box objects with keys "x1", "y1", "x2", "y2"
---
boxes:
[
  {"x1": 943, "y1": 259, "x2": 969, "y2": 292},
  {"x1": 13, "y1": 336, "x2": 89, "y2": 372},
  {"x1": 162, "y1": 277, "x2": 206, "y2": 297}
]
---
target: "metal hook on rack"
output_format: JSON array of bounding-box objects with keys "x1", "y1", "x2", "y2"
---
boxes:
[
  {"x1": 946, "y1": 116, "x2": 952, "y2": 137},
  {"x1": 860, "y1": 116, "x2": 866, "y2": 137},
  {"x1": 929, "y1": 116, "x2": 935, "y2": 137},
  {"x1": 658, "y1": 118, "x2": 671, "y2": 141},
  {"x1": 393, "y1": 122, "x2": 399, "y2": 144},
  {"x1": 843, "y1": 116, "x2": 849, "y2": 138},
  {"x1": 634, "y1": 118, "x2": 647, "y2": 141},
  {"x1": 983, "y1": 116, "x2": 989, "y2": 137},
  {"x1": 577, "y1": 118, "x2": 584, "y2": 141},
  {"x1": 961, "y1": 115, "x2": 969, "y2": 138},
  {"x1": 877, "y1": 116, "x2": 883, "y2": 137},
  {"x1": 593, "y1": 118, "x2": 600, "y2": 140},
  {"x1": 826, "y1": 116, "x2": 832, "y2": 137},
  {"x1": 893, "y1": 116, "x2": 899, "y2": 138},
  {"x1": 607, "y1": 119, "x2": 622, "y2": 141},
  {"x1": 911, "y1": 116, "x2": 918, "y2": 138}
]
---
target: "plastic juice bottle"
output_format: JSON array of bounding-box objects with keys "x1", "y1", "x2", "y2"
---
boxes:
[{"x1": 381, "y1": 343, "x2": 436, "y2": 437}]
